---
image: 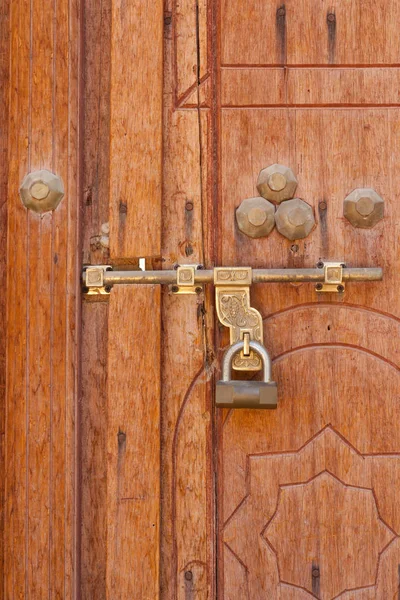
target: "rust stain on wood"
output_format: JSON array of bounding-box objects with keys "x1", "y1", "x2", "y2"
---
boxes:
[
  {"x1": 312, "y1": 562, "x2": 321, "y2": 597},
  {"x1": 276, "y1": 5, "x2": 287, "y2": 65},
  {"x1": 327, "y1": 11, "x2": 336, "y2": 64}
]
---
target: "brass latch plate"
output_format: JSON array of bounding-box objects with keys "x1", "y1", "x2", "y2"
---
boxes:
[
  {"x1": 214, "y1": 267, "x2": 263, "y2": 371},
  {"x1": 315, "y1": 262, "x2": 345, "y2": 293},
  {"x1": 83, "y1": 265, "x2": 112, "y2": 299},
  {"x1": 172, "y1": 265, "x2": 204, "y2": 295}
]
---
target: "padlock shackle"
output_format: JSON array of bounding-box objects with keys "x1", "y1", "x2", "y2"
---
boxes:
[{"x1": 222, "y1": 340, "x2": 272, "y2": 383}]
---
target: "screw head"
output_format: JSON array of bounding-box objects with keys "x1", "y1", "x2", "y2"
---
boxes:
[
  {"x1": 236, "y1": 197, "x2": 275, "y2": 238},
  {"x1": 275, "y1": 198, "x2": 315, "y2": 241},
  {"x1": 343, "y1": 188, "x2": 384, "y2": 228},
  {"x1": 19, "y1": 169, "x2": 64, "y2": 214},
  {"x1": 257, "y1": 164, "x2": 298, "y2": 204}
]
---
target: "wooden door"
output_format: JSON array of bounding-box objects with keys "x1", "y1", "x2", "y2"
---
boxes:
[{"x1": 3, "y1": 0, "x2": 400, "y2": 598}]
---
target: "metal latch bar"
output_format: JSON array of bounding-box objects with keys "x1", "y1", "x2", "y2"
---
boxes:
[{"x1": 83, "y1": 266, "x2": 382, "y2": 288}]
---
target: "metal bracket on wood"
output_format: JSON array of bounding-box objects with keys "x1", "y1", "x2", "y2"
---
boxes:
[{"x1": 315, "y1": 261, "x2": 346, "y2": 294}]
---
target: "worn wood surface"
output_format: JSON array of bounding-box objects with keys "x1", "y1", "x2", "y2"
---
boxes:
[
  {"x1": 4, "y1": 0, "x2": 80, "y2": 595},
  {"x1": 0, "y1": 0, "x2": 10, "y2": 589},
  {"x1": 5, "y1": 0, "x2": 400, "y2": 596},
  {"x1": 160, "y1": 0, "x2": 215, "y2": 598},
  {"x1": 109, "y1": 0, "x2": 163, "y2": 259},
  {"x1": 80, "y1": 302, "x2": 109, "y2": 599},
  {"x1": 106, "y1": 286, "x2": 161, "y2": 599},
  {"x1": 80, "y1": 0, "x2": 112, "y2": 596}
]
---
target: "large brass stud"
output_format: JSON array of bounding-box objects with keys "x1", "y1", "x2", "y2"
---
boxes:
[
  {"x1": 343, "y1": 188, "x2": 384, "y2": 228},
  {"x1": 19, "y1": 169, "x2": 64, "y2": 214},
  {"x1": 236, "y1": 197, "x2": 275, "y2": 238},
  {"x1": 257, "y1": 164, "x2": 298, "y2": 204},
  {"x1": 275, "y1": 198, "x2": 315, "y2": 241}
]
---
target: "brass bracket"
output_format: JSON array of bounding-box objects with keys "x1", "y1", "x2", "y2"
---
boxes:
[
  {"x1": 214, "y1": 267, "x2": 263, "y2": 371},
  {"x1": 315, "y1": 261, "x2": 345, "y2": 293},
  {"x1": 172, "y1": 265, "x2": 203, "y2": 295},
  {"x1": 83, "y1": 265, "x2": 112, "y2": 300}
]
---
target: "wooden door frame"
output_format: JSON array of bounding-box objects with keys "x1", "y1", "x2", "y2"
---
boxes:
[{"x1": 2, "y1": 0, "x2": 82, "y2": 596}]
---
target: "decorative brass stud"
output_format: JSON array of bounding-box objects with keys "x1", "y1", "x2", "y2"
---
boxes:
[
  {"x1": 257, "y1": 164, "x2": 298, "y2": 204},
  {"x1": 236, "y1": 197, "x2": 275, "y2": 238},
  {"x1": 275, "y1": 198, "x2": 315, "y2": 240},
  {"x1": 19, "y1": 169, "x2": 64, "y2": 214},
  {"x1": 343, "y1": 188, "x2": 384, "y2": 229}
]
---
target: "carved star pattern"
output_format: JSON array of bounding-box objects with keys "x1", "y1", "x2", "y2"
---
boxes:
[{"x1": 223, "y1": 427, "x2": 400, "y2": 599}]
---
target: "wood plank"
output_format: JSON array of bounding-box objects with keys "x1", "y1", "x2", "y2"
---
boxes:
[
  {"x1": 161, "y1": 0, "x2": 215, "y2": 595},
  {"x1": 221, "y1": 68, "x2": 400, "y2": 107},
  {"x1": 109, "y1": 0, "x2": 163, "y2": 260},
  {"x1": 82, "y1": 0, "x2": 112, "y2": 266},
  {"x1": 4, "y1": 0, "x2": 80, "y2": 595},
  {"x1": 81, "y1": 303, "x2": 109, "y2": 599},
  {"x1": 106, "y1": 286, "x2": 161, "y2": 599},
  {"x1": 80, "y1": 0, "x2": 112, "y2": 594},
  {"x1": 0, "y1": 0, "x2": 10, "y2": 589}
]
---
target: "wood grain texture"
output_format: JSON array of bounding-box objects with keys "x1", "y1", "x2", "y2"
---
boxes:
[
  {"x1": 106, "y1": 286, "x2": 161, "y2": 599},
  {"x1": 82, "y1": 0, "x2": 111, "y2": 266},
  {"x1": 4, "y1": 0, "x2": 80, "y2": 595},
  {"x1": 80, "y1": 302, "x2": 109, "y2": 599},
  {"x1": 109, "y1": 0, "x2": 163, "y2": 259},
  {"x1": 221, "y1": 68, "x2": 400, "y2": 107},
  {"x1": 160, "y1": 0, "x2": 215, "y2": 597},
  {"x1": 0, "y1": 0, "x2": 9, "y2": 589},
  {"x1": 80, "y1": 0, "x2": 112, "y2": 594},
  {"x1": 221, "y1": 0, "x2": 400, "y2": 66}
]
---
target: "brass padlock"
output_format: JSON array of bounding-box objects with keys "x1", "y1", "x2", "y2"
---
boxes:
[{"x1": 216, "y1": 340, "x2": 278, "y2": 409}]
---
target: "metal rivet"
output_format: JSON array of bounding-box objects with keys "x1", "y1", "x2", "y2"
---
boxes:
[
  {"x1": 184, "y1": 571, "x2": 193, "y2": 581},
  {"x1": 19, "y1": 169, "x2": 64, "y2": 214},
  {"x1": 327, "y1": 13, "x2": 335, "y2": 22},
  {"x1": 185, "y1": 200, "x2": 194, "y2": 211},
  {"x1": 319, "y1": 200, "x2": 327, "y2": 210}
]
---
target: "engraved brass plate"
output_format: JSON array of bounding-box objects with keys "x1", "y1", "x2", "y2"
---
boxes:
[{"x1": 214, "y1": 267, "x2": 263, "y2": 371}]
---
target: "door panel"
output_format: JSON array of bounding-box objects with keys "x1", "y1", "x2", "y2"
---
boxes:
[{"x1": 217, "y1": 1, "x2": 400, "y2": 597}]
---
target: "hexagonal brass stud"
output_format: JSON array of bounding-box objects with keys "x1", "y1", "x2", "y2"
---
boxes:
[
  {"x1": 236, "y1": 197, "x2": 275, "y2": 238},
  {"x1": 275, "y1": 198, "x2": 315, "y2": 241},
  {"x1": 19, "y1": 169, "x2": 64, "y2": 214},
  {"x1": 343, "y1": 188, "x2": 384, "y2": 229},
  {"x1": 257, "y1": 164, "x2": 298, "y2": 204}
]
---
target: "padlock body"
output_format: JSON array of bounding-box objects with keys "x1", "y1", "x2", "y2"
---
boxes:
[{"x1": 216, "y1": 380, "x2": 278, "y2": 409}]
